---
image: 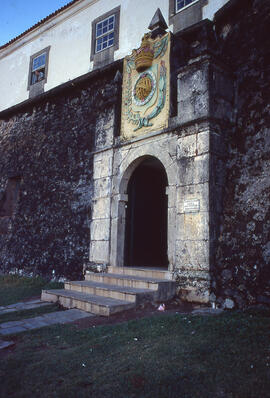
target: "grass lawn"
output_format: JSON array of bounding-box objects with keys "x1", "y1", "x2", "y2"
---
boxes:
[
  {"x1": 1, "y1": 309, "x2": 270, "y2": 397},
  {"x1": 1, "y1": 275, "x2": 270, "y2": 397},
  {"x1": 0, "y1": 274, "x2": 63, "y2": 306}
]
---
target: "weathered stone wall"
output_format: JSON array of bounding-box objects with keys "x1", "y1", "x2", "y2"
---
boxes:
[
  {"x1": 0, "y1": 66, "x2": 121, "y2": 279},
  {"x1": 212, "y1": 0, "x2": 270, "y2": 307}
]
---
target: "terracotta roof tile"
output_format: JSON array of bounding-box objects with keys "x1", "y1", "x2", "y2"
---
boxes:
[{"x1": 0, "y1": 0, "x2": 81, "y2": 50}]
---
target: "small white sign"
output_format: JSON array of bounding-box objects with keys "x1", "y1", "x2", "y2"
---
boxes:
[{"x1": 184, "y1": 199, "x2": 200, "y2": 213}]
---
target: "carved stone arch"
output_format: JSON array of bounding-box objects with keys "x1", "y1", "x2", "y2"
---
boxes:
[
  {"x1": 118, "y1": 147, "x2": 177, "y2": 196},
  {"x1": 110, "y1": 148, "x2": 177, "y2": 270}
]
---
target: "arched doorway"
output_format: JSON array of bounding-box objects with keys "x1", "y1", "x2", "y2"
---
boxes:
[{"x1": 124, "y1": 157, "x2": 168, "y2": 268}]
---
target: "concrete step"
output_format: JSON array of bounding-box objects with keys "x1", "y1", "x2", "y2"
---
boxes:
[
  {"x1": 65, "y1": 280, "x2": 157, "y2": 303},
  {"x1": 85, "y1": 272, "x2": 176, "y2": 301},
  {"x1": 41, "y1": 267, "x2": 176, "y2": 317},
  {"x1": 41, "y1": 289, "x2": 135, "y2": 316},
  {"x1": 107, "y1": 266, "x2": 172, "y2": 280}
]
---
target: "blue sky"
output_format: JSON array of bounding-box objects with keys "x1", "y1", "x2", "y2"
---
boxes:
[{"x1": 0, "y1": 0, "x2": 73, "y2": 46}]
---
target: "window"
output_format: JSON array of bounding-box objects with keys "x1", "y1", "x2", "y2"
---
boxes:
[
  {"x1": 31, "y1": 52, "x2": 46, "y2": 84},
  {"x1": 91, "y1": 6, "x2": 120, "y2": 69},
  {"x1": 169, "y1": 0, "x2": 206, "y2": 33},
  {"x1": 176, "y1": 0, "x2": 198, "y2": 13},
  {"x1": 96, "y1": 15, "x2": 115, "y2": 53},
  {"x1": 27, "y1": 46, "x2": 50, "y2": 96}
]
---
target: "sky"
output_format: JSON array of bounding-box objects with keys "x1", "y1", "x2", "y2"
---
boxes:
[{"x1": 0, "y1": 0, "x2": 73, "y2": 46}]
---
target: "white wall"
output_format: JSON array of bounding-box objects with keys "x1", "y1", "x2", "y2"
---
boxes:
[
  {"x1": 0, "y1": 0, "x2": 229, "y2": 112},
  {"x1": 203, "y1": 0, "x2": 229, "y2": 20}
]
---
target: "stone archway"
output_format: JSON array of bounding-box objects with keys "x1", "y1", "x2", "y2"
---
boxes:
[
  {"x1": 124, "y1": 157, "x2": 168, "y2": 268},
  {"x1": 110, "y1": 150, "x2": 177, "y2": 272}
]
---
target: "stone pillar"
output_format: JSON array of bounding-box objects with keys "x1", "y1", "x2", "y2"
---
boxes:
[
  {"x1": 175, "y1": 128, "x2": 211, "y2": 303},
  {"x1": 174, "y1": 54, "x2": 234, "y2": 303},
  {"x1": 110, "y1": 193, "x2": 128, "y2": 267},
  {"x1": 89, "y1": 149, "x2": 113, "y2": 266}
]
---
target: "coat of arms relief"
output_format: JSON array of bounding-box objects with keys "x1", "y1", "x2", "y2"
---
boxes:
[{"x1": 121, "y1": 31, "x2": 171, "y2": 139}]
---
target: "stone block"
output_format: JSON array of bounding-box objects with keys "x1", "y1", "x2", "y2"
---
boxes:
[
  {"x1": 177, "y1": 183, "x2": 209, "y2": 213},
  {"x1": 109, "y1": 218, "x2": 119, "y2": 263},
  {"x1": 177, "y1": 134, "x2": 196, "y2": 158},
  {"x1": 176, "y1": 212, "x2": 209, "y2": 241},
  {"x1": 110, "y1": 194, "x2": 127, "y2": 219},
  {"x1": 179, "y1": 288, "x2": 210, "y2": 304},
  {"x1": 92, "y1": 197, "x2": 111, "y2": 219},
  {"x1": 93, "y1": 177, "x2": 111, "y2": 199},
  {"x1": 178, "y1": 153, "x2": 209, "y2": 186},
  {"x1": 168, "y1": 207, "x2": 177, "y2": 264},
  {"x1": 166, "y1": 185, "x2": 177, "y2": 208},
  {"x1": 224, "y1": 298, "x2": 235, "y2": 309},
  {"x1": 90, "y1": 218, "x2": 110, "y2": 241},
  {"x1": 175, "y1": 239, "x2": 209, "y2": 269},
  {"x1": 93, "y1": 150, "x2": 113, "y2": 179},
  {"x1": 90, "y1": 240, "x2": 110, "y2": 263},
  {"x1": 177, "y1": 62, "x2": 209, "y2": 124},
  {"x1": 197, "y1": 131, "x2": 209, "y2": 155}
]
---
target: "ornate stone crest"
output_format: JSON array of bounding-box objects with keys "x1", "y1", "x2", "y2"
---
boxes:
[{"x1": 121, "y1": 31, "x2": 170, "y2": 139}]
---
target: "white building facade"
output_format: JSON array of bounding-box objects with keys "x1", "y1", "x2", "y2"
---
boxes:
[{"x1": 0, "y1": 0, "x2": 229, "y2": 112}]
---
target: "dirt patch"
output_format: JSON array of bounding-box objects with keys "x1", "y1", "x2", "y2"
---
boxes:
[{"x1": 73, "y1": 299, "x2": 205, "y2": 330}]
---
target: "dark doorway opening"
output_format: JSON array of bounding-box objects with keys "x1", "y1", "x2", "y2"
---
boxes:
[{"x1": 125, "y1": 157, "x2": 168, "y2": 268}]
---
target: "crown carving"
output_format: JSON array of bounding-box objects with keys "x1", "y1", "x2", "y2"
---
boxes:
[{"x1": 133, "y1": 34, "x2": 154, "y2": 72}]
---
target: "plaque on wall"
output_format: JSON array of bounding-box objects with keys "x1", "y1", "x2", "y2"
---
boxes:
[
  {"x1": 121, "y1": 32, "x2": 171, "y2": 140},
  {"x1": 184, "y1": 199, "x2": 200, "y2": 213}
]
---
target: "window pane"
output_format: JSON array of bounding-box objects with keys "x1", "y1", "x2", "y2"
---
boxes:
[
  {"x1": 176, "y1": 0, "x2": 197, "y2": 11},
  {"x1": 97, "y1": 22, "x2": 102, "y2": 30},
  {"x1": 95, "y1": 13, "x2": 116, "y2": 53},
  {"x1": 32, "y1": 53, "x2": 46, "y2": 71}
]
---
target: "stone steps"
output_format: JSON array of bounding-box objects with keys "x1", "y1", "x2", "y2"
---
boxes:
[
  {"x1": 41, "y1": 289, "x2": 135, "y2": 316},
  {"x1": 107, "y1": 266, "x2": 172, "y2": 280},
  {"x1": 65, "y1": 280, "x2": 156, "y2": 303},
  {"x1": 42, "y1": 267, "x2": 176, "y2": 317}
]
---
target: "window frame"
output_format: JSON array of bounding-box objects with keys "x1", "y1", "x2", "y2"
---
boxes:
[
  {"x1": 175, "y1": 0, "x2": 199, "y2": 13},
  {"x1": 90, "y1": 6, "x2": 120, "y2": 65},
  {"x1": 95, "y1": 14, "x2": 115, "y2": 53},
  {"x1": 169, "y1": 0, "x2": 207, "y2": 33},
  {"x1": 27, "y1": 46, "x2": 50, "y2": 90}
]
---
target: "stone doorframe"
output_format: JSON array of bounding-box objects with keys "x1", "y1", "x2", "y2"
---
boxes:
[{"x1": 109, "y1": 142, "x2": 178, "y2": 272}]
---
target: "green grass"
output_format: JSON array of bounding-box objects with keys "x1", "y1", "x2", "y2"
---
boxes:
[
  {"x1": 1, "y1": 309, "x2": 270, "y2": 398},
  {"x1": 1, "y1": 275, "x2": 270, "y2": 397},
  {"x1": 0, "y1": 274, "x2": 64, "y2": 306}
]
